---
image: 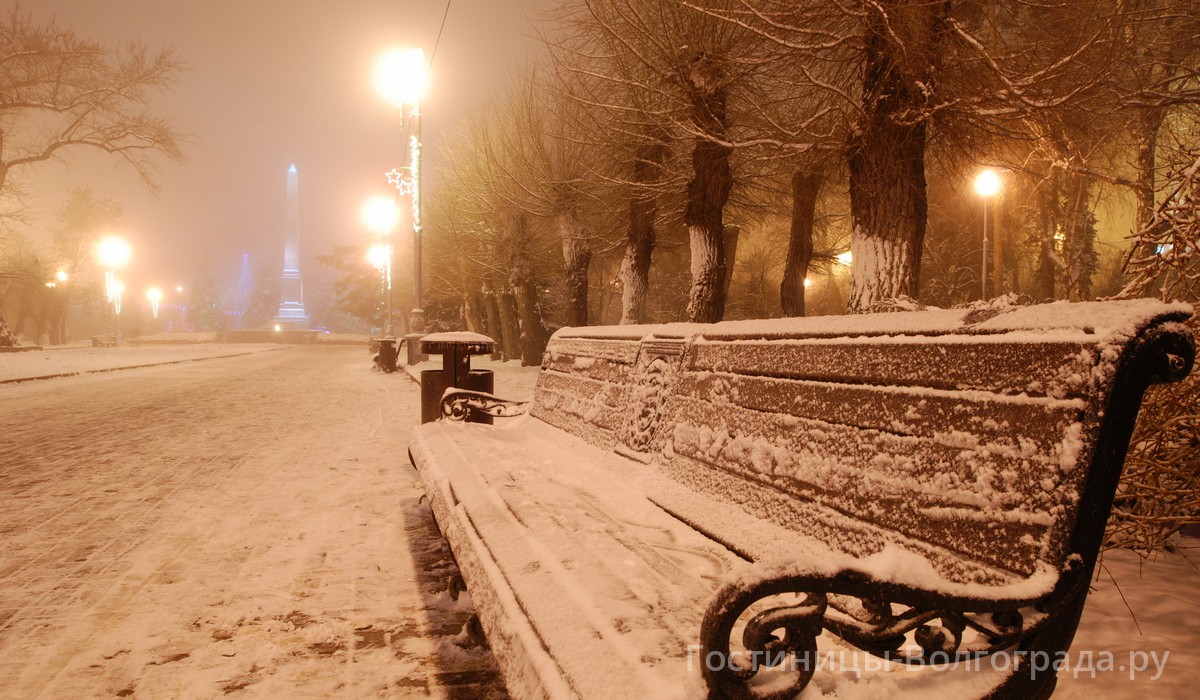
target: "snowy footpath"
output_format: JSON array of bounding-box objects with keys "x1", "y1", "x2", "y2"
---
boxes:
[
  {"x1": 0, "y1": 346, "x2": 512, "y2": 699},
  {"x1": 0, "y1": 345, "x2": 1196, "y2": 698}
]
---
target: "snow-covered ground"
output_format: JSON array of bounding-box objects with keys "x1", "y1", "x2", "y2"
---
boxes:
[
  {"x1": 0, "y1": 345, "x2": 1195, "y2": 698},
  {"x1": 0, "y1": 343, "x2": 281, "y2": 383}
]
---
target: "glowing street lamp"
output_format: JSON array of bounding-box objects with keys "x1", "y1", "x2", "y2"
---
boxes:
[
  {"x1": 974, "y1": 169, "x2": 1001, "y2": 299},
  {"x1": 96, "y1": 236, "x2": 131, "y2": 303},
  {"x1": 147, "y1": 287, "x2": 163, "y2": 319},
  {"x1": 374, "y1": 48, "x2": 427, "y2": 109},
  {"x1": 96, "y1": 236, "x2": 130, "y2": 341},
  {"x1": 375, "y1": 47, "x2": 428, "y2": 334},
  {"x1": 363, "y1": 195, "x2": 400, "y2": 335}
]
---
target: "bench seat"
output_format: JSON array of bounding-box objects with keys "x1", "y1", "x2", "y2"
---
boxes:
[{"x1": 413, "y1": 416, "x2": 1037, "y2": 698}]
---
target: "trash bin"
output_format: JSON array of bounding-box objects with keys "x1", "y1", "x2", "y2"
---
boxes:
[
  {"x1": 419, "y1": 332, "x2": 496, "y2": 424},
  {"x1": 376, "y1": 337, "x2": 398, "y2": 373}
]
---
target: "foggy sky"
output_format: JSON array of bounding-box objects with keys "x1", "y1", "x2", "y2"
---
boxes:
[{"x1": 24, "y1": 0, "x2": 551, "y2": 305}]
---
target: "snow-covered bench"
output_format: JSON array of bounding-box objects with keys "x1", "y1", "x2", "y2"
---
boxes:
[{"x1": 408, "y1": 299, "x2": 1194, "y2": 699}]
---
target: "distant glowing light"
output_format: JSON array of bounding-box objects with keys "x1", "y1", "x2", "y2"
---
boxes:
[
  {"x1": 836, "y1": 251, "x2": 852, "y2": 266},
  {"x1": 56, "y1": 270, "x2": 69, "y2": 282},
  {"x1": 274, "y1": 324, "x2": 282, "y2": 332},
  {"x1": 176, "y1": 285, "x2": 184, "y2": 293},
  {"x1": 362, "y1": 195, "x2": 400, "y2": 234},
  {"x1": 974, "y1": 169, "x2": 1001, "y2": 198},
  {"x1": 366, "y1": 244, "x2": 390, "y2": 271},
  {"x1": 147, "y1": 287, "x2": 163, "y2": 318},
  {"x1": 803, "y1": 277, "x2": 812, "y2": 288},
  {"x1": 374, "y1": 48, "x2": 427, "y2": 109}
]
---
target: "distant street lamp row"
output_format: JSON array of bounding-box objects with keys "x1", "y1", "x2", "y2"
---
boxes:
[{"x1": 84, "y1": 235, "x2": 185, "y2": 340}]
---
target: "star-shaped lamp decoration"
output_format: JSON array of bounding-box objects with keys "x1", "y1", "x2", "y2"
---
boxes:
[{"x1": 385, "y1": 168, "x2": 416, "y2": 196}]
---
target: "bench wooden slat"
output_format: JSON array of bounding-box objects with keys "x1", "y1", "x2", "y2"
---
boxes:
[
  {"x1": 689, "y1": 338, "x2": 1095, "y2": 397},
  {"x1": 531, "y1": 371, "x2": 629, "y2": 446},
  {"x1": 674, "y1": 371, "x2": 1083, "y2": 455}
]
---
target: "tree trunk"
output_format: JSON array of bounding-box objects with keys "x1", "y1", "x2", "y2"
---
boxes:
[
  {"x1": 684, "y1": 52, "x2": 734, "y2": 323},
  {"x1": 620, "y1": 141, "x2": 667, "y2": 325},
  {"x1": 1032, "y1": 172, "x2": 1059, "y2": 301},
  {"x1": 1133, "y1": 108, "x2": 1166, "y2": 232},
  {"x1": 560, "y1": 213, "x2": 592, "y2": 327},
  {"x1": 497, "y1": 290, "x2": 521, "y2": 363},
  {"x1": 462, "y1": 288, "x2": 485, "y2": 335},
  {"x1": 1063, "y1": 174, "x2": 1098, "y2": 300},
  {"x1": 507, "y1": 212, "x2": 548, "y2": 366},
  {"x1": 483, "y1": 287, "x2": 504, "y2": 360},
  {"x1": 846, "y1": 1, "x2": 948, "y2": 312},
  {"x1": 722, "y1": 225, "x2": 740, "y2": 303},
  {"x1": 55, "y1": 290, "x2": 70, "y2": 344},
  {"x1": 781, "y1": 171, "x2": 822, "y2": 316}
]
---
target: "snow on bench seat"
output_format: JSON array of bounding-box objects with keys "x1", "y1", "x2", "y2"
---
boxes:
[{"x1": 411, "y1": 415, "x2": 1024, "y2": 699}]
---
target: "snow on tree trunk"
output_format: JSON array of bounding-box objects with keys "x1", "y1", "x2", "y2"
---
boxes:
[
  {"x1": 683, "y1": 52, "x2": 733, "y2": 324},
  {"x1": 462, "y1": 289, "x2": 485, "y2": 335},
  {"x1": 619, "y1": 142, "x2": 666, "y2": 325},
  {"x1": 781, "y1": 171, "x2": 822, "y2": 317},
  {"x1": 846, "y1": 1, "x2": 946, "y2": 313},
  {"x1": 559, "y1": 214, "x2": 592, "y2": 327}
]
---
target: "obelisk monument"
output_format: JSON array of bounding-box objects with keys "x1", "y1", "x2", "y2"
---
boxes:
[{"x1": 274, "y1": 164, "x2": 309, "y2": 328}]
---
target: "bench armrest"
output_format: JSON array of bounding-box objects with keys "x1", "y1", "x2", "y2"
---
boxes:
[
  {"x1": 440, "y1": 389, "x2": 530, "y2": 422},
  {"x1": 700, "y1": 556, "x2": 1086, "y2": 698}
]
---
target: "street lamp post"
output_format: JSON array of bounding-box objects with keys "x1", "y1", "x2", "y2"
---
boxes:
[
  {"x1": 96, "y1": 236, "x2": 131, "y2": 342},
  {"x1": 375, "y1": 47, "x2": 428, "y2": 335},
  {"x1": 147, "y1": 287, "x2": 163, "y2": 320},
  {"x1": 363, "y1": 195, "x2": 400, "y2": 336},
  {"x1": 974, "y1": 170, "x2": 1001, "y2": 300},
  {"x1": 111, "y1": 278, "x2": 125, "y2": 341},
  {"x1": 366, "y1": 243, "x2": 392, "y2": 334}
]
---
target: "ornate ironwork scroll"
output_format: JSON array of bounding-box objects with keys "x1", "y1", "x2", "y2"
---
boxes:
[
  {"x1": 441, "y1": 390, "x2": 529, "y2": 422},
  {"x1": 699, "y1": 559, "x2": 1085, "y2": 699}
]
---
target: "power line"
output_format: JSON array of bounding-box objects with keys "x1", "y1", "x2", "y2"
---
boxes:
[{"x1": 428, "y1": 0, "x2": 452, "y2": 70}]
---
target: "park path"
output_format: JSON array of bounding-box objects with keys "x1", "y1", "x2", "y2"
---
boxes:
[{"x1": 0, "y1": 347, "x2": 506, "y2": 699}]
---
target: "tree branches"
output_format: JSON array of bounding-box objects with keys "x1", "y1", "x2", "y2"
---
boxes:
[{"x1": 0, "y1": 6, "x2": 186, "y2": 197}]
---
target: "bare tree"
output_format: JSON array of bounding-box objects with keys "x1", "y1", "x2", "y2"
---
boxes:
[
  {"x1": 0, "y1": 6, "x2": 186, "y2": 200},
  {"x1": 1110, "y1": 0, "x2": 1200, "y2": 231},
  {"x1": 547, "y1": 0, "x2": 782, "y2": 322},
  {"x1": 1112, "y1": 147, "x2": 1200, "y2": 553},
  {"x1": 690, "y1": 1, "x2": 1123, "y2": 311}
]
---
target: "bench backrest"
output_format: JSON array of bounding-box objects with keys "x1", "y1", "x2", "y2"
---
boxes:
[{"x1": 531, "y1": 300, "x2": 1194, "y2": 586}]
